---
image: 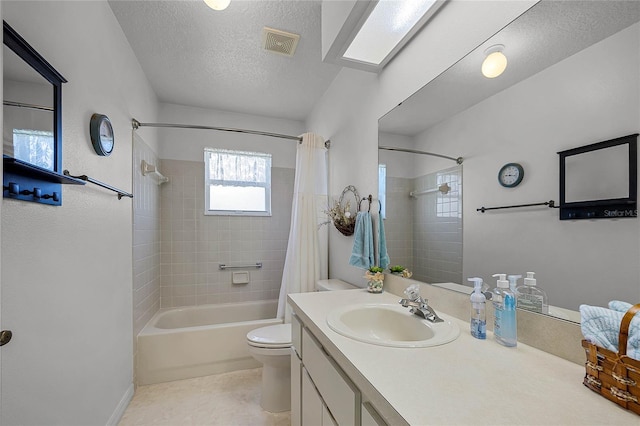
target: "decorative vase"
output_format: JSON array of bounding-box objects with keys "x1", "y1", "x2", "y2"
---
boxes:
[{"x1": 367, "y1": 279, "x2": 384, "y2": 293}]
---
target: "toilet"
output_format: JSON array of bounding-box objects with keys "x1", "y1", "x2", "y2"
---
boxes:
[{"x1": 246, "y1": 278, "x2": 357, "y2": 412}]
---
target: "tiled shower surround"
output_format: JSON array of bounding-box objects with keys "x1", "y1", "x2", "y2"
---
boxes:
[
  {"x1": 384, "y1": 166, "x2": 462, "y2": 284},
  {"x1": 160, "y1": 159, "x2": 294, "y2": 308},
  {"x1": 132, "y1": 136, "x2": 162, "y2": 340}
]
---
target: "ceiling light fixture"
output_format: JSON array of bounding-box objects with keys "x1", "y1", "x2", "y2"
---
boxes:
[
  {"x1": 204, "y1": 0, "x2": 230, "y2": 11},
  {"x1": 481, "y1": 44, "x2": 507, "y2": 78}
]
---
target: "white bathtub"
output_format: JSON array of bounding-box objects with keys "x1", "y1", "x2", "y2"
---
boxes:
[{"x1": 137, "y1": 300, "x2": 281, "y2": 385}]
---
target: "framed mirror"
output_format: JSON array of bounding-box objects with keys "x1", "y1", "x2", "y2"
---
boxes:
[
  {"x1": 378, "y1": 1, "x2": 640, "y2": 322},
  {"x1": 3, "y1": 20, "x2": 81, "y2": 206}
]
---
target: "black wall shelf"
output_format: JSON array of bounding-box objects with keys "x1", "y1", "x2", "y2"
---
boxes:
[{"x1": 3, "y1": 156, "x2": 85, "y2": 206}]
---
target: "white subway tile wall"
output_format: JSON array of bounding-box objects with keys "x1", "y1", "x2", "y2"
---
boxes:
[
  {"x1": 132, "y1": 136, "x2": 162, "y2": 371},
  {"x1": 412, "y1": 166, "x2": 463, "y2": 283},
  {"x1": 384, "y1": 176, "x2": 414, "y2": 271},
  {"x1": 160, "y1": 159, "x2": 294, "y2": 308}
]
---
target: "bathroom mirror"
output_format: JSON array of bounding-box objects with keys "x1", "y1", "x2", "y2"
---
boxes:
[
  {"x1": 378, "y1": 0, "x2": 640, "y2": 322},
  {"x1": 3, "y1": 20, "x2": 73, "y2": 205}
]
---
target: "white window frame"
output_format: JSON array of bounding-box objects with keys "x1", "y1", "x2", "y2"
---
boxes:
[{"x1": 204, "y1": 148, "x2": 272, "y2": 216}]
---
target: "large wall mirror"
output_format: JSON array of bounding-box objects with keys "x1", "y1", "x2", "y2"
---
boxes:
[{"x1": 378, "y1": 1, "x2": 640, "y2": 323}]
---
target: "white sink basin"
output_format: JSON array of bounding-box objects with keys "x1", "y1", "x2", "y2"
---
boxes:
[{"x1": 326, "y1": 303, "x2": 460, "y2": 348}]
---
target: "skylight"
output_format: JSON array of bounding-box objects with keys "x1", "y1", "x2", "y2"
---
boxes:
[{"x1": 343, "y1": 0, "x2": 438, "y2": 65}]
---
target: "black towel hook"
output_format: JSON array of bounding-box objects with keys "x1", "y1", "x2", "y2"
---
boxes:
[{"x1": 359, "y1": 194, "x2": 373, "y2": 212}]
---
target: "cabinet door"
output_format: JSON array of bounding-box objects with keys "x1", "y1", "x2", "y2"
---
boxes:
[
  {"x1": 291, "y1": 348, "x2": 302, "y2": 426},
  {"x1": 302, "y1": 368, "x2": 323, "y2": 426}
]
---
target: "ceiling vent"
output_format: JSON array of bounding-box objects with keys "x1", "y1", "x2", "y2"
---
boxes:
[{"x1": 262, "y1": 27, "x2": 300, "y2": 57}]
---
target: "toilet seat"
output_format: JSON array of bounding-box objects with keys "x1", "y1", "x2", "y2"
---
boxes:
[{"x1": 247, "y1": 324, "x2": 292, "y2": 349}]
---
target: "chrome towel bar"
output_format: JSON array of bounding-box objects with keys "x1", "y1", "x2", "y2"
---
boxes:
[{"x1": 219, "y1": 262, "x2": 263, "y2": 270}]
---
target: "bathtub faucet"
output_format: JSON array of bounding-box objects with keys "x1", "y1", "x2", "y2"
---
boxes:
[{"x1": 399, "y1": 284, "x2": 444, "y2": 323}]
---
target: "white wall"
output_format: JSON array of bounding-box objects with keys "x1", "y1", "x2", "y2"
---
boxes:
[
  {"x1": 414, "y1": 23, "x2": 640, "y2": 309},
  {"x1": 158, "y1": 102, "x2": 303, "y2": 167},
  {"x1": 309, "y1": 0, "x2": 537, "y2": 285},
  {"x1": 1, "y1": 1, "x2": 158, "y2": 424}
]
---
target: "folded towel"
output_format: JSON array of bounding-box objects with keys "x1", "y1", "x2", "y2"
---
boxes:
[
  {"x1": 580, "y1": 304, "x2": 640, "y2": 360},
  {"x1": 609, "y1": 300, "x2": 633, "y2": 313},
  {"x1": 376, "y1": 214, "x2": 390, "y2": 270},
  {"x1": 348, "y1": 212, "x2": 375, "y2": 269}
]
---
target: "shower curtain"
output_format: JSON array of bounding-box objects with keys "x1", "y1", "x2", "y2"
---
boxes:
[{"x1": 277, "y1": 132, "x2": 328, "y2": 321}]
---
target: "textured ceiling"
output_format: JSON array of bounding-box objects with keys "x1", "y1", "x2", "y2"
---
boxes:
[
  {"x1": 108, "y1": 0, "x2": 343, "y2": 121},
  {"x1": 379, "y1": 0, "x2": 640, "y2": 136}
]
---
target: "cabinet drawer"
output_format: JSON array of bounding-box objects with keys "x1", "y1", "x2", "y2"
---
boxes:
[
  {"x1": 302, "y1": 328, "x2": 359, "y2": 425},
  {"x1": 292, "y1": 313, "x2": 302, "y2": 358}
]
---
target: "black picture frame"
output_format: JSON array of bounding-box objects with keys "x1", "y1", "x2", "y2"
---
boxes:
[{"x1": 558, "y1": 133, "x2": 638, "y2": 220}]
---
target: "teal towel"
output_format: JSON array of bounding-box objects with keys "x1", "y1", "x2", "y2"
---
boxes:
[
  {"x1": 349, "y1": 212, "x2": 374, "y2": 269},
  {"x1": 580, "y1": 304, "x2": 640, "y2": 360},
  {"x1": 376, "y1": 215, "x2": 390, "y2": 270}
]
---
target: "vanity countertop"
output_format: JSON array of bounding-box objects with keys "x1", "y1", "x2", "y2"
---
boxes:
[{"x1": 288, "y1": 289, "x2": 638, "y2": 425}]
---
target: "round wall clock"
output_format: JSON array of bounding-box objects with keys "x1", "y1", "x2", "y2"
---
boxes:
[
  {"x1": 498, "y1": 163, "x2": 524, "y2": 188},
  {"x1": 90, "y1": 113, "x2": 114, "y2": 156}
]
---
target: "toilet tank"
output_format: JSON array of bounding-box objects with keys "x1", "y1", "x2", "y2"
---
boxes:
[{"x1": 315, "y1": 279, "x2": 357, "y2": 291}]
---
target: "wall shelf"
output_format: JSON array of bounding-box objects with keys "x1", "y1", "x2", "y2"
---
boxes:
[
  {"x1": 4, "y1": 155, "x2": 85, "y2": 185},
  {"x1": 3, "y1": 156, "x2": 86, "y2": 206}
]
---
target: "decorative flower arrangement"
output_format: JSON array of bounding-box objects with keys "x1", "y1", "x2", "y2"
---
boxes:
[
  {"x1": 389, "y1": 265, "x2": 412, "y2": 278},
  {"x1": 324, "y1": 199, "x2": 355, "y2": 236},
  {"x1": 364, "y1": 266, "x2": 385, "y2": 293}
]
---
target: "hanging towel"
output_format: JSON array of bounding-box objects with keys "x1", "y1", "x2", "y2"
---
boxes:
[
  {"x1": 376, "y1": 214, "x2": 390, "y2": 270},
  {"x1": 580, "y1": 304, "x2": 640, "y2": 360},
  {"x1": 609, "y1": 300, "x2": 633, "y2": 313},
  {"x1": 349, "y1": 212, "x2": 375, "y2": 269}
]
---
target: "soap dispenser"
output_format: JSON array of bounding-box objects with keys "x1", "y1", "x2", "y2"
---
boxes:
[
  {"x1": 491, "y1": 273, "x2": 517, "y2": 347},
  {"x1": 468, "y1": 277, "x2": 486, "y2": 339},
  {"x1": 515, "y1": 272, "x2": 548, "y2": 314},
  {"x1": 507, "y1": 275, "x2": 522, "y2": 293}
]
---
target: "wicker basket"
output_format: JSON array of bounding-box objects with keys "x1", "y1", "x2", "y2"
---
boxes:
[
  {"x1": 332, "y1": 185, "x2": 359, "y2": 237},
  {"x1": 582, "y1": 303, "x2": 640, "y2": 415}
]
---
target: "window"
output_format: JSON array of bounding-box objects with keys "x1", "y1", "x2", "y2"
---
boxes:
[
  {"x1": 13, "y1": 129, "x2": 55, "y2": 171},
  {"x1": 436, "y1": 169, "x2": 462, "y2": 219},
  {"x1": 204, "y1": 148, "x2": 272, "y2": 216},
  {"x1": 378, "y1": 164, "x2": 386, "y2": 219}
]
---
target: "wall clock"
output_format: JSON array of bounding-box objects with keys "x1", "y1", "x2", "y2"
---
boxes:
[
  {"x1": 498, "y1": 163, "x2": 524, "y2": 188},
  {"x1": 90, "y1": 113, "x2": 114, "y2": 156}
]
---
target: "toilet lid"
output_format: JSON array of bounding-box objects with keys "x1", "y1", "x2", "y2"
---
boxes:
[{"x1": 247, "y1": 324, "x2": 291, "y2": 348}]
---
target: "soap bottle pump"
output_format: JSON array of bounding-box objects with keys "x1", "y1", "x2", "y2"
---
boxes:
[
  {"x1": 507, "y1": 274, "x2": 522, "y2": 293},
  {"x1": 515, "y1": 272, "x2": 548, "y2": 314},
  {"x1": 491, "y1": 273, "x2": 517, "y2": 347},
  {"x1": 467, "y1": 277, "x2": 486, "y2": 339}
]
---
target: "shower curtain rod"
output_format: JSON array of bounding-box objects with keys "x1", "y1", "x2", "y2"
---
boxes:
[
  {"x1": 4, "y1": 100, "x2": 54, "y2": 112},
  {"x1": 132, "y1": 118, "x2": 331, "y2": 148},
  {"x1": 379, "y1": 145, "x2": 463, "y2": 164}
]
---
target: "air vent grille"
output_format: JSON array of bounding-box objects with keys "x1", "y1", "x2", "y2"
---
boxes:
[{"x1": 262, "y1": 27, "x2": 300, "y2": 57}]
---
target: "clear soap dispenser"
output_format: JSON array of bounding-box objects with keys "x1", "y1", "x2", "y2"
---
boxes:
[
  {"x1": 468, "y1": 277, "x2": 486, "y2": 339},
  {"x1": 491, "y1": 273, "x2": 517, "y2": 347},
  {"x1": 515, "y1": 272, "x2": 548, "y2": 314}
]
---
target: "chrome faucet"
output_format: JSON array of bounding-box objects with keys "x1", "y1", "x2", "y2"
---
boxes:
[{"x1": 399, "y1": 284, "x2": 444, "y2": 323}]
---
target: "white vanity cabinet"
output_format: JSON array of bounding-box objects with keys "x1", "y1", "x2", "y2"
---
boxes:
[{"x1": 292, "y1": 311, "x2": 390, "y2": 426}]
